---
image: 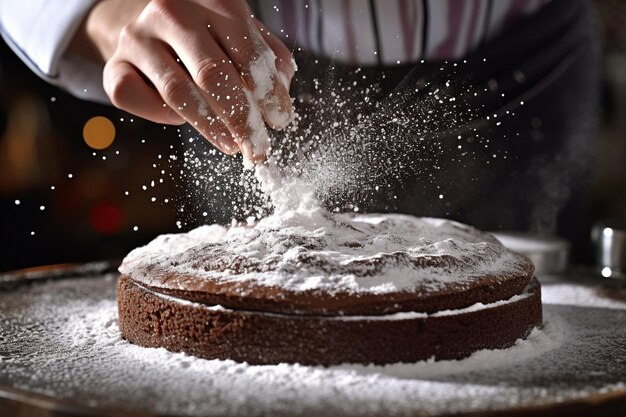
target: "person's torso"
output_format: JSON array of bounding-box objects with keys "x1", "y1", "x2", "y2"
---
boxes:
[{"x1": 251, "y1": 0, "x2": 551, "y2": 65}]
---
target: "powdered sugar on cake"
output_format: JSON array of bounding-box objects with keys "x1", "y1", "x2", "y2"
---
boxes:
[{"x1": 119, "y1": 163, "x2": 532, "y2": 296}]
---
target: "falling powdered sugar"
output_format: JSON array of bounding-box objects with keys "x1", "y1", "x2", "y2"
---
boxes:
[{"x1": 124, "y1": 86, "x2": 532, "y2": 297}]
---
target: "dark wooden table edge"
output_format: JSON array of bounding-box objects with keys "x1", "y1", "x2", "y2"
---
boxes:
[
  {"x1": 0, "y1": 385, "x2": 159, "y2": 417},
  {"x1": 0, "y1": 260, "x2": 121, "y2": 288},
  {"x1": 449, "y1": 388, "x2": 626, "y2": 417}
]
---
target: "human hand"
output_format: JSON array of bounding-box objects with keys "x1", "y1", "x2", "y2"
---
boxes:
[{"x1": 75, "y1": 0, "x2": 295, "y2": 162}]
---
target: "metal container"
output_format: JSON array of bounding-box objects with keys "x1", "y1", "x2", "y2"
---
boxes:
[
  {"x1": 491, "y1": 232, "x2": 570, "y2": 276},
  {"x1": 592, "y1": 224, "x2": 626, "y2": 279}
]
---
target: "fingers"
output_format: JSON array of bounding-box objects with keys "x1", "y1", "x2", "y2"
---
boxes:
[
  {"x1": 205, "y1": 4, "x2": 293, "y2": 130},
  {"x1": 101, "y1": 0, "x2": 296, "y2": 163},
  {"x1": 103, "y1": 60, "x2": 185, "y2": 125},
  {"x1": 107, "y1": 29, "x2": 239, "y2": 155},
  {"x1": 142, "y1": 45, "x2": 241, "y2": 155},
  {"x1": 254, "y1": 20, "x2": 296, "y2": 90},
  {"x1": 147, "y1": 1, "x2": 270, "y2": 158}
]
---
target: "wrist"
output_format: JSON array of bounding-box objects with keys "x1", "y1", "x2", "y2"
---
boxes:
[{"x1": 70, "y1": 0, "x2": 149, "y2": 64}]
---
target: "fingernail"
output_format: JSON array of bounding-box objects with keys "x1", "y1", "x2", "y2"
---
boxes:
[
  {"x1": 290, "y1": 55, "x2": 298, "y2": 73},
  {"x1": 277, "y1": 68, "x2": 292, "y2": 91},
  {"x1": 263, "y1": 82, "x2": 292, "y2": 130},
  {"x1": 221, "y1": 140, "x2": 239, "y2": 155},
  {"x1": 265, "y1": 107, "x2": 290, "y2": 130},
  {"x1": 276, "y1": 55, "x2": 297, "y2": 88},
  {"x1": 249, "y1": 125, "x2": 272, "y2": 157},
  {"x1": 240, "y1": 139, "x2": 256, "y2": 169}
]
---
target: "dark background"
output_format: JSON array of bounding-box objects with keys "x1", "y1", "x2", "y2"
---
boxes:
[
  {"x1": 0, "y1": 43, "x2": 184, "y2": 271},
  {"x1": 0, "y1": 0, "x2": 624, "y2": 272}
]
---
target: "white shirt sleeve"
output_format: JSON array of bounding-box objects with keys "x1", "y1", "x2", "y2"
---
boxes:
[{"x1": 0, "y1": 0, "x2": 110, "y2": 104}]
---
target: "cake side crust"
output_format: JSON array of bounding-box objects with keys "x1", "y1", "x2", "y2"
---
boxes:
[{"x1": 117, "y1": 275, "x2": 542, "y2": 365}]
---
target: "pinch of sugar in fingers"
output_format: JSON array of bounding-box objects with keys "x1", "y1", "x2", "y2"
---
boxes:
[
  {"x1": 248, "y1": 38, "x2": 291, "y2": 128},
  {"x1": 243, "y1": 90, "x2": 271, "y2": 159}
]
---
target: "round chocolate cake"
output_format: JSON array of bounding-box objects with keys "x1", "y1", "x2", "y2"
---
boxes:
[{"x1": 117, "y1": 211, "x2": 541, "y2": 365}]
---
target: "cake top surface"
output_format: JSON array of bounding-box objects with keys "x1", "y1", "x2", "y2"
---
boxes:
[
  {"x1": 119, "y1": 211, "x2": 532, "y2": 296},
  {"x1": 119, "y1": 166, "x2": 533, "y2": 314}
]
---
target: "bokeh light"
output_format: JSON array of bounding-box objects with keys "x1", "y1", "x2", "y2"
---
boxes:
[
  {"x1": 83, "y1": 116, "x2": 116, "y2": 150},
  {"x1": 89, "y1": 202, "x2": 123, "y2": 235}
]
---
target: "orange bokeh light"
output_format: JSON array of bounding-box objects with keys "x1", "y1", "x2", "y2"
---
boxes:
[{"x1": 83, "y1": 116, "x2": 116, "y2": 150}]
